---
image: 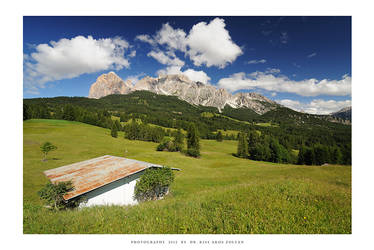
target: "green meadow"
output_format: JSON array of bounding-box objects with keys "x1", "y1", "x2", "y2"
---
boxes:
[{"x1": 23, "y1": 119, "x2": 351, "y2": 234}]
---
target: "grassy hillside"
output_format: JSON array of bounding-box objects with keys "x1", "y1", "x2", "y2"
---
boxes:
[{"x1": 23, "y1": 119, "x2": 351, "y2": 234}]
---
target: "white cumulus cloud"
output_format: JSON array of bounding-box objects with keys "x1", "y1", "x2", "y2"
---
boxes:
[
  {"x1": 157, "y1": 66, "x2": 184, "y2": 76},
  {"x1": 135, "y1": 34, "x2": 157, "y2": 46},
  {"x1": 182, "y1": 69, "x2": 211, "y2": 83},
  {"x1": 147, "y1": 50, "x2": 184, "y2": 67},
  {"x1": 186, "y1": 18, "x2": 243, "y2": 68},
  {"x1": 136, "y1": 17, "x2": 243, "y2": 69},
  {"x1": 24, "y1": 35, "x2": 133, "y2": 94},
  {"x1": 157, "y1": 66, "x2": 211, "y2": 84},
  {"x1": 276, "y1": 99, "x2": 351, "y2": 115},
  {"x1": 155, "y1": 23, "x2": 187, "y2": 52},
  {"x1": 217, "y1": 71, "x2": 351, "y2": 96}
]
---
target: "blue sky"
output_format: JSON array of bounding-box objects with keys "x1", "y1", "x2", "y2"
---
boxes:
[{"x1": 23, "y1": 16, "x2": 351, "y2": 114}]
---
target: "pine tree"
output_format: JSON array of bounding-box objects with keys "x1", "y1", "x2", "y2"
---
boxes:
[
  {"x1": 248, "y1": 130, "x2": 260, "y2": 148},
  {"x1": 173, "y1": 128, "x2": 184, "y2": 151},
  {"x1": 111, "y1": 123, "x2": 118, "y2": 138},
  {"x1": 331, "y1": 146, "x2": 343, "y2": 164},
  {"x1": 115, "y1": 119, "x2": 122, "y2": 131},
  {"x1": 62, "y1": 104, "x2": 76, "y2": 121},
  {"x1": 186, "y1": 123, "x2": 200, "y2": 157},
  {"x1": 248, "y1": 130, "x2": 260, "y2": 159},
  {"x1": 297, "y1": 145, "x2": 306, "y2": 165},
  {"x1": 120, "y1": 113, "x2": 128, "y2": 122},
  {"x1": 237, "y1": 132, "x2": 248, "y2": 158},
  {"x1": 126, "y1": 119, "x2": 138, "y2": 140},
  {"x1": 216, "y1": 131, "x2": 223, "y2": 142},
  {"x1": 313, "y1": 144, "x2": 328, "y2": 165},
  {"x1": 23, "y1": 103, "x2": 31, "y2": 120},
  {"x1": 304, "y1": 147, "x2": 316, "y2": 165},
  {"x1": 269, "y1": 138, "x2": 282, "y2": 163}
]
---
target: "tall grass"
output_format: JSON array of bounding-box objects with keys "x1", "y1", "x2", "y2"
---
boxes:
[{"x1": 23, "y1": 119, "x2": 351, "y2": 234}]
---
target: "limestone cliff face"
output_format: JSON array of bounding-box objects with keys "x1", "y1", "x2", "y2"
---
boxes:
[
  {"x1": 88, "y1": 72, "x2": 133, "y2": 99},
  {"x1": 229, "y1": 92, "x2": 277, "y2": 114},
  {"x1": 88, "y1": 72, "x2": 278, "y2": 114}
]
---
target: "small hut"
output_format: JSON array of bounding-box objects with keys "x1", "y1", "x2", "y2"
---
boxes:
[{"x1": 43, "y1": 155, "x2": 178, "y2": 207}]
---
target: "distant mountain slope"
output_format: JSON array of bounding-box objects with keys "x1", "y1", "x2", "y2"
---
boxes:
[
  {"x1": 88, "y1": 72, "x2": 279, "y2": 114},
  {"x1": 331, "y1": 106, "x2": 351, "y2": 121},
  {"x1": 24, "y1": 91, "x2": 351, "y2": 146},
  {"x1": 25, "y1": 90, "x2": 351, "y2": 131}
]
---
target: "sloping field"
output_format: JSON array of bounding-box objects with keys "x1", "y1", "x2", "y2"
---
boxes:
[{"x1": 23, "y1": 119, "x2": 351, "y2": 234}]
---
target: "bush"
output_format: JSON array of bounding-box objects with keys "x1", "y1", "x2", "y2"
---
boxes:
[
  {"x1": 156, "y1": 138, "x2": 176, "y2": 151},
  {"x1": 156, "y1": 141, "x2": 167, "y2": 151},
  {"x1": 186, "y1": 148, "x2": 200, "y2": 157},
  {"x1": 134, "y1": 167, "x2": 175, "y2": 202},
  {"x1": 156, "y1": 132, "x2": 184, "y2": 152},
  {"x1": 37, "y1": 181, "x2": 85, "y2": 210}
]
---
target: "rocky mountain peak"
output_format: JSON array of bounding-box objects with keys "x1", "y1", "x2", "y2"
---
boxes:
[
  {"x1": 96, "y1": 71, "x2": 119, "y2": 84},
  {"x1": 134, "y1": 76, "x2": 158, "y2": 91},
  {"x1": 330, "y1": 106, "x2": 351, "y2": 122},
  {"x1": 88, "y1": 72, "x2": 278, "y2": 114},
  {"x1": 335, "y1": 106, "x2": 351, "y2": 113},
  {"x1": 157, "y1": 74, "x2": 191, "y2": 83},
  {"x1": 88, "y1": 72, "x2": 133, "y2": 99}
]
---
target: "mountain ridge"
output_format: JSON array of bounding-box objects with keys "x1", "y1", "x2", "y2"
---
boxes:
[
  {"x1": 330, "y1": 106, "x2": 352, "y2": 121},
  {"x1": 88, "y1": 72, "x2": 278, "y2": 115}
]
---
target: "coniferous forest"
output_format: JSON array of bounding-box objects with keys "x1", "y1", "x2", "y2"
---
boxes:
[{"x1": 23, "y1": 91, "x2": 351, "y2": 165}]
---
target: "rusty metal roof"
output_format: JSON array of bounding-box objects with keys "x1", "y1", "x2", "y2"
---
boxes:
[{"x1": 43, "y1": 155, "x2": 162, "y2": 200}]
